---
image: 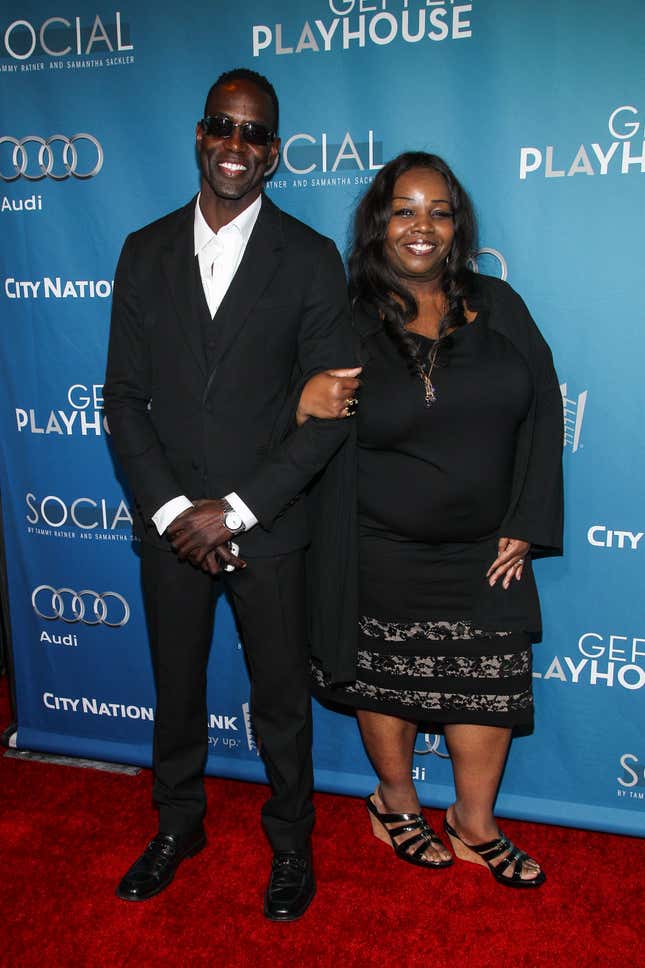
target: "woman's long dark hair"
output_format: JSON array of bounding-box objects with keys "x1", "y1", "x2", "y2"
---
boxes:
[{"x1": 349, "y1": 151, "x2": 478, "y2": 366}]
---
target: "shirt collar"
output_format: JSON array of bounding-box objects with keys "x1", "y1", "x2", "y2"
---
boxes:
[{"x1": 194, "y1": 193, "x2": 262, "y2": 256}]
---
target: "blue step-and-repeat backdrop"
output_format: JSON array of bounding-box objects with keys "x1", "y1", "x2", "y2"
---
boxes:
[{"x1": 1, "y1": 1, "x2": 643, "y2": 836}]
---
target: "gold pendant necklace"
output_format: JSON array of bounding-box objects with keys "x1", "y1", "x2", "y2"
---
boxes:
[
  {"x1": 416, "y1": 342, "x2": 440, "y2": 407},
  {"x1": 418, "y1": 365, "x2": 437, "y2": 406}
]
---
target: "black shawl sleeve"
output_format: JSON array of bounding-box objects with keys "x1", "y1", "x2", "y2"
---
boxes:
[{"x1": 481, "y1": 275, "x2": 564, "y2": 557}]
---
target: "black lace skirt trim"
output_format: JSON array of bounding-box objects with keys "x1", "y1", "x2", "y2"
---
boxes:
[{"x1": 312, "y1": 617, "x2": 533, "y2": 728}]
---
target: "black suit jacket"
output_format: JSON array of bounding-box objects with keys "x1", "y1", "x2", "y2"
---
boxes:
[{"x1": 104, "y1": 194, "x2": 353, "y2": 556}]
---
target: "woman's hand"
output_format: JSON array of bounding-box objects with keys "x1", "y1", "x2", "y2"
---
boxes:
[
  {"x1": 486, "y1": 537, "x2": 530, "y2": 589},
  {"x1": 296, "y1": 367, "x2": 362, "y2": 426}
]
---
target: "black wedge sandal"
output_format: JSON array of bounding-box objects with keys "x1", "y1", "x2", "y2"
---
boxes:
[
  {"x1": 443, "y1": 815, "x2": 546, "y2": 888},
  {"x1": 366, "y1": 793, "x2": 453, "y2": 869}
]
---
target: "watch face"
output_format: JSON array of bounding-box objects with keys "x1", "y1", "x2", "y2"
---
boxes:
[{"x1": 225, "y1": 510, "x2": 243, "y2": 532}]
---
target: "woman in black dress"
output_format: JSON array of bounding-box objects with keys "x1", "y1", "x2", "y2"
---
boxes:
[{"x1": 300, "y1": 152, "x2": 563, "y2": 887}]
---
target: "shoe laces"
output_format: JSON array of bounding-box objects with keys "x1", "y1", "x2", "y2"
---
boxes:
[
  {"x1": 145, "y1": 836, "x2": 177, "y2": 859},
  {"x1": 272, "y1": 853, "x2": 308, "y2": 877}
]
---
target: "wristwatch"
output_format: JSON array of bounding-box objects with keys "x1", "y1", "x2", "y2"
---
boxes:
[{"x1": 221, "y1": 499, "x2": 244, "y2": 534}]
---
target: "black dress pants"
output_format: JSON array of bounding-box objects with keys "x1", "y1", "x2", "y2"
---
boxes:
[{"x1": 141, "y1": 542, "x2": 314, "y2": 851}]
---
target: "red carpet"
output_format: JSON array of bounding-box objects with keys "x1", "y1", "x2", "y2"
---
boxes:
[{"x1": 1, "y1": 674, "x2": 641, "y2": 968}]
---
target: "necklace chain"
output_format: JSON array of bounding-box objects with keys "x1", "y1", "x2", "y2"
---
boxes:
[
  {"x1": 415, "y1": 341, "x2": 440, "y2": 407},
  {"x1": 409, "y1": 298, "x2": 446, "y2": 407}
]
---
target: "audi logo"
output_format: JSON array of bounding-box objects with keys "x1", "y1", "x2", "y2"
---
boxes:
[
  {"x1": 468, "y1": 247, "x2": 508, "y2": 281},
  {"x1": 0, "y1": 134, "x2": 104, "y2": 181},
  {"x1": 414, "y1": 734, "x2": 451, "y2": 758},
  {"x1": 31, "y1": 585, "x2": 130, "y2": 627}
]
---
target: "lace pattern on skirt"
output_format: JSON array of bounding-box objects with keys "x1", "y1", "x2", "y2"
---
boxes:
[
  {"x1": 359, "y1": 615, "x2": 512, "y2": 642},
  {"x1": 313, "y1": 616, "x2": 533, "y2": 720},
  {"x1": 357, "y1": 648, "x2": 530, "y2": 680}
]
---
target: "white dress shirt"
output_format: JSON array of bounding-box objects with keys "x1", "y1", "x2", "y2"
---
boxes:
[{"x1": 151, "y1": 195, "x2": 262, "y2": 537}]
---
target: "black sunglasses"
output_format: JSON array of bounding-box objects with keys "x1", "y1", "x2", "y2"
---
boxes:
[{"x1": 199, "y1": 114, "x2": 275, "y2": 147}]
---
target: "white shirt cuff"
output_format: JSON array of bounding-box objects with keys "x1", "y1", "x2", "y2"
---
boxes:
[
  {"x1": 152, "y1": 495, "x2": 194, "y2": 535},
  {"x1": 225, "y1": 492, "x2": 258, "y2": 531}
]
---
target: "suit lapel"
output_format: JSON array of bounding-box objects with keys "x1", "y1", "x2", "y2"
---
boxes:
[
  {"x1": 160, "y1": 197, "x2": 208, "y2": 379},
  {"x1": 207, "y1": 195, "x2": 284, "y2": 372}
]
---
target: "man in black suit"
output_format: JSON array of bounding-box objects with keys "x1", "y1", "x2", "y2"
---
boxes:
[{"x1": 104, "y1": 68, "x2": 358, "y2": 920}]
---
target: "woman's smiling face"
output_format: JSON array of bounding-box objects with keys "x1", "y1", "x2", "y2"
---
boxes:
[{"x1": 384, "y1": 167, "x2": 455, "y2": 283}]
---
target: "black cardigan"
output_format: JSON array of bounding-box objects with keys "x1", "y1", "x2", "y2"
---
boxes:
[{"x1": 307, "y1": 272, "x2": 564, "y2": 685}]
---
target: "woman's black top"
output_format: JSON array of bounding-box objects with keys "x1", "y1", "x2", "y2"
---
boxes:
[{"x1": 357, "y1": 318, "x2": 532, "y2": 543}]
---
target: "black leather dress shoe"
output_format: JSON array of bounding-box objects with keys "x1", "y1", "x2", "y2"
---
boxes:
[
  {"x1": 116, "y1": 828, "x2": 206, "y2": 901},
  {"x1": 263, "y1": 849, "x2": 316, "y2": 921}
]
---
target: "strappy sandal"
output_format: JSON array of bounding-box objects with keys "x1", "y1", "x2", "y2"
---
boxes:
[
  {"x1": 366, "y1": 793, "x2": 453, "y2": 869},
  {"x1": 443, "y1": 815, "x2": 545, "y2": 888}
]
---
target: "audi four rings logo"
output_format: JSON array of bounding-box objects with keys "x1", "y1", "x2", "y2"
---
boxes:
[
  {"x1": 413, "y1": 734, "x2": 451, "y2": 758},
  {"x1": 31, "y1": 585, "x2": 130, "y2": 627},
  {"x1": 469, "y1": 248, "x2": 508, "y2": 281},
  {"x1": 0, "y1": 135, "x2": 104, "y2": 181}
]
